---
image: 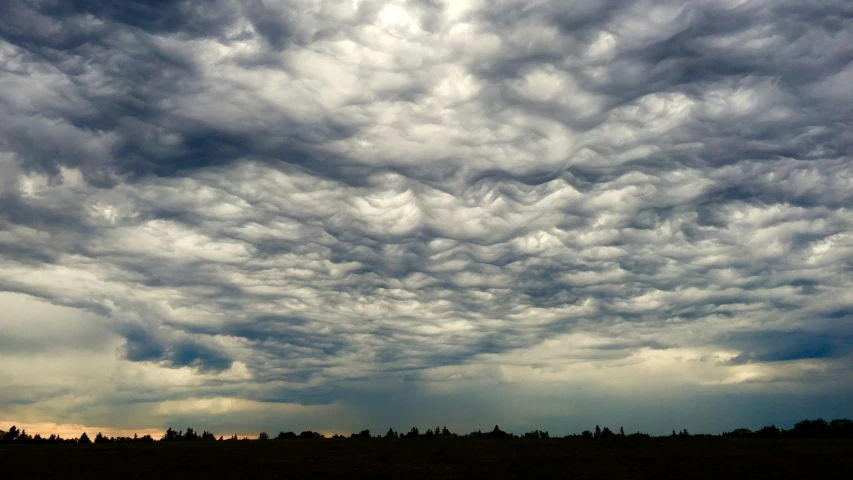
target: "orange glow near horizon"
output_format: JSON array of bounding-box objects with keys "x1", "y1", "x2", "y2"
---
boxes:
[
  {"x1": 0, "y1": 420, "x2": 165, "y2": 440},
  {"x1": 0, "y1": 420, "x2": 350, "y2": 440}
]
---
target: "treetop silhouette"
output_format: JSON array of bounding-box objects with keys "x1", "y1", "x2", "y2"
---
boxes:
[{"x1": 3, "y1": 418, "x2": 853, "y2": 445}]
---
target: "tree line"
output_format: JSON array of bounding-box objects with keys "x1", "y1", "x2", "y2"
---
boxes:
[
  {"x1": 0, "y1": 426, "x2": 155, "y2": 444},
  {"x1": 2, "y1": 418, "x2": 852, "y2": 445}
]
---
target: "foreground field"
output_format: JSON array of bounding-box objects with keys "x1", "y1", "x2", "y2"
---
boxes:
[{"x1": 1, "y1": 438, "x2": 850, "y2": 479}]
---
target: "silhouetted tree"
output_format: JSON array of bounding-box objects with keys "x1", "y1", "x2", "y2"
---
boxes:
[
  {"x1": 15, "y1": 429, "x2": 32, "y2": 443},
  {"x1": 385, "y1": 428, "x2": 397, "y2": 439},
  {"x1": 298, "y1": 431, "x2": 324, "y2": 439},
  {"x1": 830, "y1": 419, "x2": 853, "y2": 438},
  {"x1": 94, "y1": 433, "x2": 112, "y2": 444},
  {"x1": 258, "y1": 432, "x2": 269, "y2": 441},
  {"x1": 594, "y1": 425, "x2": 601, "y2": 439},
  {"x1": 78, "y1": 432, "x2": 91, "y2": 444},
  {"x1": 161, "y1": 427, "x2": 180, "y2": 442},
  {"x1": 3, "y1": 426, "x2": 19, "y2": 443},
  {"x1": 403, "y1": 427, "x2": 420, "y2": 438},
  {"x1": 620, "y1": 427, "x2": 625, "y2": 437},
  {"x1": 523, "y1": 430, "x2": 549, "y2": 439},
  {"x1": 423, "y1": 428, "x2": 435, "y2": 438},
  {"x1": 441, "y1": 426, "x2": 452, "y2": 437},
  {"x1": 791, "y1": 419, "x2": 830, "y2": 438},
  {"x1": 276, "y1": 431, "x2": 297, "y2": 440},
  {"x1": 601, "y1": 427, "x2": 615, "y2": 438},
  {"x1": 184, "y1": 428, "x2": 199, "y2": 441},
  {"x1": 581, "y1": 430, "x2": 593, "y2": 439},
  {"x1": 755, "y1": 425, "x2": 780, "y2": 438},
  {"x1": 482, "y1": 425, "x2": 513, "y2": 438}
]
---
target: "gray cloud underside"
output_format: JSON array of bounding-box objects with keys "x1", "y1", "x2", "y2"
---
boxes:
[{"x1": 1, "y1": 0, "x2": 853, "y2": 427}]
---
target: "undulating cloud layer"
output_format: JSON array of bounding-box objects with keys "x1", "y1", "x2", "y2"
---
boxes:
[{"x1": 1, "y1": 0, "x2": 852, "y2": 436}]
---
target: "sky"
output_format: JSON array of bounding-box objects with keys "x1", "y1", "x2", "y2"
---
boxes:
[{"x1": 1, "y1": 0, "x2": 852, "y2": 439}]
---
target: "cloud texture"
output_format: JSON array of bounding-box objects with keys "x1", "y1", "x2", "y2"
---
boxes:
[{"x1": 1, "y1": 0, "x2": 852, "y2": 435}]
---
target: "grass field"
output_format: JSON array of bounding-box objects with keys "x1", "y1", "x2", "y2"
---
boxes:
[{"x1": 1, "y1": 438, "x2": 850, "y2": 479}]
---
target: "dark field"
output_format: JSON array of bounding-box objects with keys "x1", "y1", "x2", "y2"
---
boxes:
[{"x1": 1, "y1": 438, "x2": 850, "y2": 479}]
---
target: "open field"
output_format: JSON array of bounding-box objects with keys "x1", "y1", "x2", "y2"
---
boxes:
[{"x1": 1, "y1": 438, "x2": 850, "y2": 479}]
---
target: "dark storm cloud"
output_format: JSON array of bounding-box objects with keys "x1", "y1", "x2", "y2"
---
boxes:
[
  {"x1": 1, "y1": 1, "x2": 238, "y2": 41},
  {"x1": 722, "y1": 330, "x2": 851, "y2": 365},
  {"x1": 469, "y1": 0, "x2": 853, "y2": 170},
  {"x1": 0, "y1": 0, "x2": 373, "y2": 186},
  {"x1": 120, "y1": 322, "x2": 233, "y2": 372},
  {"x1": 2, "y1": 0, "x2": 853, "y2": 431}
]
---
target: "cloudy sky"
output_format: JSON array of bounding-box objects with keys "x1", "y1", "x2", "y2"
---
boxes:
[{"x1": 1, "y1": 0, "x2": 852, "y2": 438}]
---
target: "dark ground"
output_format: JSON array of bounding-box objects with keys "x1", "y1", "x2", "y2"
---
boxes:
[{"x1": 1, "y1": 438, "x2": 850, "y2": 479}]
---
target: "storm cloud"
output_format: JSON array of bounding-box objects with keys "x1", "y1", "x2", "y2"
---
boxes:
[{"x1": 1, "y1": 0, "x2": 852, "y2": 436}]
